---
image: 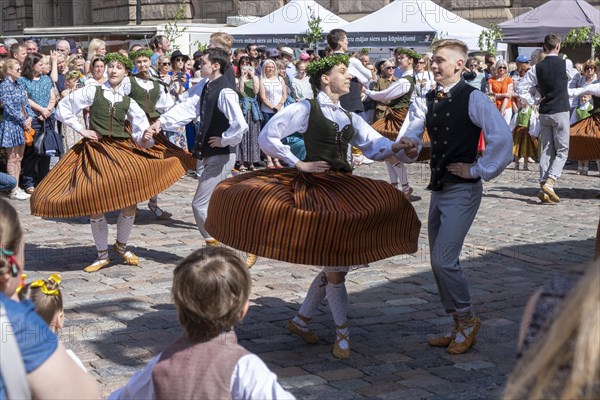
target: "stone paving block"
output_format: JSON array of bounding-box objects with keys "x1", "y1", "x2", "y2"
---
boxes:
[
  {"x1": 316, "y1": 367, "x2": 365, "y2": 381},
  {"x1": 280, "y1": 374, "x2": 327, "y2": 389}
]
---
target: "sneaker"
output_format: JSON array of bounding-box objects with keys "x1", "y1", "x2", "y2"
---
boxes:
[
  {"x1": 352, "y1": 154, "x2": 364, "y2": 166},
  {"x1": 361, "y1": 157, "x2": 374, "y2": 165},
  {"x1": 9, "y1": 189, "x2": 30, "y2": 201},
  {"x1": 527, "y1": 157, "x2": 536, "y2": 163}
]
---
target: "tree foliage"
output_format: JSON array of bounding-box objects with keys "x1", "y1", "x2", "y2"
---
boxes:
[
  {"x1": 163, "y1": 0, "x2": 189, "y2": 50},
  {"x1": 297, "y1": 6, "x2": 324, "y2": 51},
  {"x1": 563, "y1": 27, "x2": 600, "y2": 49},
  {"x1": 478, "y1": 24, "x2": 503, "y2": 55}
]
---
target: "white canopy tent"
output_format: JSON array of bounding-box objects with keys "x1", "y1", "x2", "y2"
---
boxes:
[
  {"x1": 340, "y1": 0, "x2": 484, "y2": 51},
  {"x1": 228, "y1": 0, "x2": 348, "y2": 48}
]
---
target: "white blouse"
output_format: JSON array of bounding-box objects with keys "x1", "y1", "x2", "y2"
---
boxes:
[
  {"x1": 122, "y1": 76, "x2": 175, "y2": 114},
  {"x1": 260, "y1": 76, "x2": 285, "y2": 113},
  {"x1": 258, "y1": 91, "x2": 395, "y2": 166},
  {"x1": 56, "y1": 81, "x2": 151, "y2": 148}
]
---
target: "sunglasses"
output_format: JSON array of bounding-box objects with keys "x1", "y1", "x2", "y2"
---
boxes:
[
  {"x1": 584, "y1": 67, "x2": 595, "y2": 71},
  {"x1": 174, "y1": 58, "x2": 185, "y2": 62},
  {"x1": 497, "y1": 66, "x2": 507, "y2": 70},
  {"x1": 384, "y1": 66, "x2": 394, "y2": 70},
  {"x1": 161, "y1": 62, "x2": 171, "y2": 66}
]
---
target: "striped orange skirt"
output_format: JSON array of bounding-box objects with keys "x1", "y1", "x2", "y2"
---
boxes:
[
  {"x1": 372, "y1": 107, "x2": 408, "y2": 141},
  {"x1": 568, "y1": 114, "x2": 600, "y2": 161},
  {"x1": 512, "y1": 126, "x2": 538, "y2": 158},
  {"x1": 30, "y1": 135, "x2": 195, "y2": 218},
  {"x1": 205, "y1": 169, "x2": 421, "y2": 266}
]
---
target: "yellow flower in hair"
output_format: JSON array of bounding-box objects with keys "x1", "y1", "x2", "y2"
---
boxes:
[{"x1": 29, "y1": 273, "x2": 62, "y2": 296}]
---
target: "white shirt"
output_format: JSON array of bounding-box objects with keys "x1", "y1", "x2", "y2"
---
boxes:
[
  {"x1": 365, "y1": 70, "x2": 413, "y2": 103},
  {"x1": 517, "y1": 54, "x2": 579, "y2": 107},
  {"x1": 108, "y1": 353, "x2": 295, "y2": 400},
  {"x1": 158, "y1": 77, "x2": 248, "y2": 147},
  {"x1": 569, "y1": 82, "x2": 600, "y2": 98},
  {"x1": 56, "y1": 81, "x2": 152, "y2": 147},
  {"x1": 347, "y1": 57, "x2": 373, "y2": 85},
  {"x1": 292, "y1": 76, "x2": 314, "y2": 100},
  {"x1": 570, "y1": 102, "x2": 594, "y2": 124},
  {"x1": 258, "y1": 91, "x2": 395, "y2": 166},
  {"x1": 397, "y1": 80, "x2": 513, "y2": 181},
  {"x1": 121, "y1": 76, "x2": 175, "y2": 114},
  {"x1": 260, "y1": 76, "x2": 285, "y2": 113}
]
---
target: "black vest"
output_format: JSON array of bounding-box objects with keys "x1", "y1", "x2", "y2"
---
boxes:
[
  {"x1": 592, "y1": 95, "x2": 600, "y2": 114},
  {"x1": 340, "y1": 78, "x2": 364, "y2": 113},
  {"x1": 535, "y1": 55, "x2": 570, "y2": 114},
  {"x1": 426, "y1": 80, "x2": 481, "y2": 191},
  {"x1": 194, "y1": 75, "x2": 238, "y2": 159}
]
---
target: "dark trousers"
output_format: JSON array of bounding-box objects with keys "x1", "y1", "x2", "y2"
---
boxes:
[{"x1": 21, "y1": 119, "x2": 50, "y2": 189}]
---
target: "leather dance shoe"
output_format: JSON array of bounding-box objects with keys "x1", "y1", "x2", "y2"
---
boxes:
[
  {"x1": 113, "y1": 242, "x2": 139, "y2": 266},
  {"x1": 287, "y1": 319, "x2": 319, "y2": 344},
  {"x1": 447, "y1": 316, "x2": 481, "y2": 355},
  {"x1": 333, "y1": 324, "x2": 350, "y2": 359},
  {"x1": 245, "y1": 253, "x2": 257, "y2": 268},
  {"x1": 205, "y1": 239, "x2": 220, "y2": 247},
  {"x1": 84, "y1": 257, "x2": 111, "y2": 273}
]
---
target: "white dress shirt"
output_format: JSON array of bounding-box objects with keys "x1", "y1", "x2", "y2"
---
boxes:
[
  {"x1": 569, "y1": 82, "x2": 600, "y2": 98},
  {"x1": 108, "y1": 353, "x2": 295, "y2": 400},
  {"x1": 396, "y1": 80, "x2": 513, "y2": 181},
  {"x1": 56, "y1": 81, "x2": 152, "y2": 148},
  {"x1": 158, "y1": 77, "x2": 248, "y2": 147},
  {"x1": 517, "y1": 54, "x2": 579, "y2": 107},
  {"x1": 121, "y1": 76, "x2": 175, "y2": 114},
  {"x1": 258, "y1": 91, "x2": 395, "y2": 167},
  {"x1": 365, "y1": 70, "x2": 413, "y2": 103}
]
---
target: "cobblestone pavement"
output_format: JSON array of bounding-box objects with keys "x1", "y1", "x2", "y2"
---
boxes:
[{"x1": 11, "y1": 160, "x2": 599, "y2": 399}]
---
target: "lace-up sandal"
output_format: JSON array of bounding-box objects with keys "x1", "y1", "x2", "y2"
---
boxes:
[
  {"x1": 333, "y1": 323, "x2": 350, "y2": 359},
  {"x1": 83, "y1": 250, "x2": 111, "y2": 273},
  {"x1": 113, "y1": 241, "x2": 139, "y2": 266},
  {"x1": 205, "y1": 239, "x2": 220, "y2": 247},
  {"x1": 447, "y1": 314, "x2": 481, "y2": 355},
  {"x1": 287, "y1": 314, "x2": 319, "y2": 344},
  {"x1": 148, "y1": 201, "x2": 172, "y2": 220}
]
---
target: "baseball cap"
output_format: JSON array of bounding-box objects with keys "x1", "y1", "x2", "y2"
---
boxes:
[
  {"x1": 515, "y1": 55, "x2": 530, "y2": 63},
  {"x1": 299, "y1": 52, "x2": 310, "y2": 61},
  {"x1": 0, "y1": 46, "x2": 7, "y2": 56}
]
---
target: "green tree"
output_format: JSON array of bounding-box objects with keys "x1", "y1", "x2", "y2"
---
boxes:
[
  {"x1": 478, "y1": 24, "x2": 503, "y2": 55},
  {"x1": 163, "y1": 0, "x2": 189, "y2": 51},
  {"x1": 297, "y1": 6, "x2": 324, "y2": 51},
  {"x1": 563, "y1": 27, "x2": 600, "y2": 58}
]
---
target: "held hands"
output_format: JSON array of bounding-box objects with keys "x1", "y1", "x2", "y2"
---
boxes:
[
  {"x1": 295, "y1": 160, "x2": 331, "y2": 173},
  {"x1": 141, "y1": 129, "x2": 154, "y2": 143},
  {"x1": 80, "y1": 129, "x2": 102, "y2": 141},
  {"x1": 148, "y1": 120, "x2": 161, "y2": 135},
  {"x1": 392, "y1": 137, "x2": 419, "y2": 159},
  {"x1": 447, "y1": 162, "x2": 475, "y2": 179}
]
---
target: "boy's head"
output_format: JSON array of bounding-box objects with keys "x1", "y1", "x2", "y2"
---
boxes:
[
  {"x1": 580, "y1": 94, "x2": 591, "y2": 104},
  {"x1": 172, "y1": 248, "x2": 251, "y2": 342}
]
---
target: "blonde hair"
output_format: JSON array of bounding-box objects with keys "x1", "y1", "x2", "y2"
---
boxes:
[
  {"x1": 0, "y1": 198, "x2": 23, "y2": 280},
  {"x1": 209, "y1": 32, "x2": 233, "y2": 53},
  {"x1": 87, "y1": 38, "x2": 106, "y2": 61},
  {"x1": 1, "y1": 58, "x2": 19, "y2": 74},
  {"x1": 504, "y1": 261, "x2": 600, "y2": 400},
  {"x1": 19, "y1": 275, "x2": 63, "y2": 326},
  {"x1": 431, "y1": 39, "x2": 468, "y2": 61},
  {"x1": 261, "y1": 59, "x2": 277, "y2": 79}
]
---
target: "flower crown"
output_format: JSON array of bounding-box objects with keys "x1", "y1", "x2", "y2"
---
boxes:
[
  {"x1": 305, "y1": 54, "x2": 349, "y2": 77},
  {"x1": 396, "y1": 48, "x2": 421, "y2": 61},
  {"x1": 130, "y1": 49, "x2": 154, "y2": 61},
  {"x1": 104, "y1": 52, "x2": 134, "y2": 71}
]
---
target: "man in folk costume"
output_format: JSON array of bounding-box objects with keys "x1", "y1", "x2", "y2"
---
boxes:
[
  {"x1": 395, "y1": 39, "x2": 512, "y2": 354},
  {"x1": 148, "y1": 48, "x2": 250, "y2": 262}
]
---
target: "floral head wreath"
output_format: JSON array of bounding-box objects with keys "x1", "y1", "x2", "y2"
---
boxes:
[
  {"x1": 305, "y1": 54, "x2": 349, "y2": 77},
  {"x1": 29, "y1": 273, "x2": 62, "y2": 296},
  {"x1": 104, "y1": 52, "x2": 134, "y2": 71},
  {"x1": 396, "y1": 48, "x2": 421, "y2": 61},
  {"x1": 129, "y1": 49, "x2": 154, "y2": 61},
  {"x1": 65, "y1": 70, "x2": 84, "y2": 80}
]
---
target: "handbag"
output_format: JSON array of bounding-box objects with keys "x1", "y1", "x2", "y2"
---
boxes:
[
  {"x1": 20, "y1": 102, "x2": 35, "y2": 146},
  {"x1": 33, "y1": 121, "x2": 47, "y2": 155}
]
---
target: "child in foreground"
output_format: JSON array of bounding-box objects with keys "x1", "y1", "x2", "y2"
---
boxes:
[{"x1": 109, "y1": 247, "x2": 294, "y2": 400}]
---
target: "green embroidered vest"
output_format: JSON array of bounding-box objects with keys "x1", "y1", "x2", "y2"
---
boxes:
[
  {"x1": 576, "y1": 105, "x2": 592, "y2": 121},
  {"x1": 304, "y1": 99, "x2": 355, "y2": 172},
  {"x1": 389, "y1": 75, "x2": 415, "y2": 109},
  {"x1": 129, "y1": 76, "x2": 160, "y2": 119},
  {"x1": 89, "y1": 86, "x2": 131, "y2": 138},
  {"x1": 516, "y1": 107, "x2": 532, "y2": 127}
]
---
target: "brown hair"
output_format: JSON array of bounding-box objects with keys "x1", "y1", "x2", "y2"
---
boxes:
[
  {"x1": 210, "y1": 32, "x2": 233, "y2": 53},
  {"x1": 504, "y1": 261, "x2": 600, "y2": 400},
  {"x1": 583, "y1": 59, "x2": 597, "y2": 72},
  {"x1": 0, "y1": 198, "x2": 23, "y2": 278},
  {"x1": 543, "y1": 33, "x2": 562, "y2": 52},
  {"x1": 432, "y1": 39, "x2": 468, "y2": 61},
  {"x1": 19, "y1": 275, "x2": 64, "y2": 326},
  {"x1": 172, "y1": 247, "x2": 251, "y2": 342},
  {"x1": 326, "y1": 29, "x2": 347, "y2": 51}
]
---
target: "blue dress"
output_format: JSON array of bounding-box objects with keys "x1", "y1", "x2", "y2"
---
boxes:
[{"x1": 0, "y1": 78, "x2": 35, "y2": 148}]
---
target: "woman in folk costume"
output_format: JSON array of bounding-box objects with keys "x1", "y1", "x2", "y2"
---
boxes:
[
  {"x1": 30, "y1": 53, "x2": 194, "y2": 273},
  {"x1": 510, "y1": 96, "x2": 538, "y2": 171},
  {"x1": 568, "y1": 83, "x2": 600, "y2": 173},
  {"x1": 124, "y1": 48, "x2": 178, "y2": 219},
  {"x1": 204, "y1": 55, "x2": 421, "y2": 359},
  {"x1": 365, "y1": 48, "x2": 419, "y2": 198}
]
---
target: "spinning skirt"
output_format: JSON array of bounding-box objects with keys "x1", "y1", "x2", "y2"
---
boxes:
[
  {"x1": 372, "y1": 108, "x2": 408, "y2": 141},
  {"x1": 205, "y1": 169, "x2": 421, "y2": 266},
  {"x1": 568, "y1": 114, "x2": 600, "y2": 161},
  {"x1": 30, "y1": 135, "x2": 195, "y2": 218},
  {"x1": 512, "y1": 126, "x2": 538, "y2": 158}
]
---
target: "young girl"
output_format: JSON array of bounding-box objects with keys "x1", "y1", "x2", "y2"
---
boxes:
[
  {"x1": 570, "y1": 94, "x2": 594, "y2": 175},
  {"x1": 204, "y1": 54, "x2": 421, "y2": 358},
  {"x1": 30, "y1": 53, "x2": 193, "y2": 272},
  {"x1": 569, "y1": 84, "x2": 600, "y2": 176},
  {"x1": 19, "y1": 273, "x2": 86, "y2": 371},
  {"x1": 511, "y1": 97, "x2": 538, "y2": 171}
]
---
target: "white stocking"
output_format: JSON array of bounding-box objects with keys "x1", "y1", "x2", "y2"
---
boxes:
[
  {"x1": 385, "y1": 161, "x2": 399, "y2": 185},
  {"x1": 90, "y1": 217, "x2": 108, "y2": 259},
  {"x1": 116, "y1": 212, "x2": 135, "y2": 245},
  {"x1": 295, "y1": 272, "x2": 328, "y2": 327},
  {"x1": 326, "y1": 282, "x2": 349, "y2": 349}
]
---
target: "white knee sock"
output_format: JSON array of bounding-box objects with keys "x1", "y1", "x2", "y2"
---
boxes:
[
  {"x1": 90, "y1": 217, "x2": 108, "y2": 258},
  {"x1": 395, "y1": 162, "x2": 409, "y2": 186},
  {"x1": 386, "y1": 161, "x2": 399, "y2": 185},
  {"x1": 327, "y1": 282, "x2": 349, "y2": 349},
  {"x1": 116, "y1": 213, "x2": 135, "y2": 245},
  {"x1": 294, "y1": 272, "x2": 328, "y2": 329}
]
